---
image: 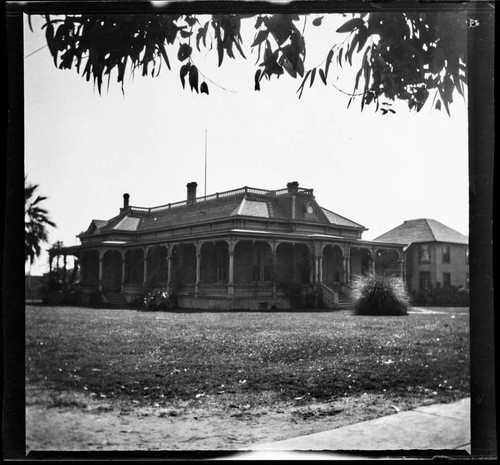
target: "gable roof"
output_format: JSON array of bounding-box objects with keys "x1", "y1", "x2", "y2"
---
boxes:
[{"x1": 374, "y1": 219, "x2": 468, "y2": 245}]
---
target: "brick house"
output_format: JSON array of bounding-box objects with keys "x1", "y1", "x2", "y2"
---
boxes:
[
  {"x1": 61, "y1": 182, "x2": 404, "y2": 310},
  {"x1": 374, "y1": 218, "x2": 469, "y2": 293}
]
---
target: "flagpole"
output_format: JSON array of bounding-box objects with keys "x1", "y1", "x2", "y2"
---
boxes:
[{"x1": 204, "y1": 130, "x2": 208, "y2": 199}]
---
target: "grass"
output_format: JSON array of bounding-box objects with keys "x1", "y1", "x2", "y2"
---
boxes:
[{"x1": 26, "y1": 305, "x2": 469, "y2": 409}]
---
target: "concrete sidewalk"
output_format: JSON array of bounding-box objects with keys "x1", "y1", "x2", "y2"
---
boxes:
[{"x1": 249, "y1": 398, "x2": 470, "y2": 455}]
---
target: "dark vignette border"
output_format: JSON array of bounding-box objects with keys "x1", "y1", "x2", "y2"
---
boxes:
[{"x1": 4, "y1": 0, "x2": 496, "y2": 460}]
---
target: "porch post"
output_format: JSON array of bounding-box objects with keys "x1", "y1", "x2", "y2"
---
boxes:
[
  {"x1": 120, "y1": 250, "x2": 126, "y2": 292},
  {"x1": 370, "y1": 248, "x2": 377, "y2": 274},
  {"x1": 399, "y1": 251, "x2": 405, "y2": 280},
  {"x1": 98, "y1": 249, "x2": 104, "y2": 291},
  {"x1": 271, "y1": 242, "x2": 278, "y2": 298},
  {"x1": 143, "y1": 247, "x2": 150, "y2": 287},
  {"x1": 228, "y1": 239, "x2": 235, "y2": 298},
  {"x1": 313, "y1": 242, "x2": 321, "y2": 283},
  {"x1": 195, "y1": 242, "x2": 201, "y2": 297},
  {"x1": 166, "y1": 246, "x2": 174, "y2": 294},
  {"x1": 63, "y1": 254, "x2": 67, "y2": 288},
  {"x1": 345, "y1": 247, "x2": 351, "y2": 284},
  {"x1": 318, "y1": 254, "x2": 323, "y2": 283}
]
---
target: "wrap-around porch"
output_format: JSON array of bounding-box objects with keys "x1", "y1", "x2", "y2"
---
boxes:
[{"x1": 64, "y1": 238, "x2": 404, "y2": 310}]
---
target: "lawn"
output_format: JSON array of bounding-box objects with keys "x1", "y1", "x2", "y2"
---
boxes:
[{"x1": 26, "y1": 305, "x2": 469, "y2": 408}]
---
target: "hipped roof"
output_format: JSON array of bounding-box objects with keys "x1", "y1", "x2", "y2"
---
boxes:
[
  {"x1": 374, "y1": 218, "x2": 468, "y2": 245},
  {"x1": 81, "y1": 186, "x2": 365, "y2": 237}
]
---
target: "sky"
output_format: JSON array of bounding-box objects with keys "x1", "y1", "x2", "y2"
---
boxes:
[{"x1": 23, "y1": 12, "x2": 469, "y2": 275}]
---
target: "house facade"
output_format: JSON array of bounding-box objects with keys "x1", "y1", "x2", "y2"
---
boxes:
[
  {"x1": 374, "y1": 218, "x2": 469, "y2": 294},
  {"x1": 61, "y1": 182, "x2": 405, "y2": 310}
]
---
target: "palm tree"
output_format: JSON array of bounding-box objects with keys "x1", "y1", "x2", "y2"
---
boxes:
[{"x1": 25, "y1": 176, "x2": 56, "y2": 267}]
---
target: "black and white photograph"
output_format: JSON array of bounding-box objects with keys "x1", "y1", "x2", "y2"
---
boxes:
[{"x1": 4, "y1": 0, "x2": 495, "y2": 460}]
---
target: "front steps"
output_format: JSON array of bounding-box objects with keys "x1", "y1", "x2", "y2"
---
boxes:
[{"x1": 102, "y1": 292, "x2": 128, "y2": 308}]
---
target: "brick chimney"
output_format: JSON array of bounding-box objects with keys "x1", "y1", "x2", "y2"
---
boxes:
[
  {"x1": 123, "y1": 193, "x2": 130, "y2": 209},
  {"x1": 187, "y1": 182, "x2": 198, "y2": 203},
  {"x1": 287, "y1": 181, "x2": 299, "y2": 193}
]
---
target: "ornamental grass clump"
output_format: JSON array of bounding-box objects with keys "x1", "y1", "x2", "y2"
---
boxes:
[{"x1": 351, "y1": 273, "x2": 410, "y2": 316}]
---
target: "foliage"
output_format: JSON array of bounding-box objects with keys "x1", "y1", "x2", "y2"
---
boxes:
[
  {"x1": 26, "y1": 306, "x2": 469, "y2": 407},
  {"x1": 350, "y1": 273, "x2": 410, "y2": 316},
  {"x1": 34, "y1": 11, "x2": 466, "y2": 113},
  {"x1": 25, "y1": 176, "x2": 56, "y2": 265},
  {"x1": 143, "y1": 287, "x2": 176, "y2": 311},
  {"x1": 412, "y1": 284, "x2": 469, "y2": 307}
]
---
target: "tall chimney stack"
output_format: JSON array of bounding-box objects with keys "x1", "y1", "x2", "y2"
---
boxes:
[
  {"x1": 187, "y1": 182, "x2": 198, "y2": 203},
  {"x1": 287, "y1": 181, "x2": 299, "y2": 193},
  {"x1": 123, "y1": 193, "x2": 130, "y2": 209}
]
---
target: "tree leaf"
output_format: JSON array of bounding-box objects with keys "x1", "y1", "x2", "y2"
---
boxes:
[
  {"x1": 319, "y1": 68, "x2": 327, "y2": 85},
  {"x1": 297, "y1": 69, "x2": 311, "y2": 98},
  {"x1": 309, "y1": 67, "x2": 316, "y2": 87},
  {"x1": 324, "y1": 49, "x2": 334, "y2": 78},
  {"x1": 356, "y1": 25, "x2": 369, "y2": 51},
  {"x1": 200, "y1": 81, "x2": 209, "y2": 95},
  {"x1": 234, "y1": 39, "x2": 246, "y2": 59},
  {"x1": 177, "y1": 43, "x2": 192, "y2": 62},
  {"x1": 180, "y1": 63, "x2": 190, "y2": 89},
  {"x1": 336, "y1": 17, "x2": 365, "y2": 33},
  {"x1": 312, "y1": 16, "x2": 323, "y2": 27},
  {"x1": 217, "y1": 40, "x2": 224, "y2": 66},
  {"x1": 252, "y1": 30, "x2": 268, "y2": 47},
  {"x1": 202, "y1": 21, "x2": 210, "y2": 48},
  {"x1": 189, "y1": 65, "x2": 199, "y2": 93},
  {"x1": 254, "y1": 69, "x2": 261, "y2": 91},
  {"x1": 158, "y1": 44, "x2": 171, "y2": 70}
]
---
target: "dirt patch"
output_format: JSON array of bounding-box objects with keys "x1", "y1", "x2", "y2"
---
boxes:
[{"x1": 26, "y1": 388, "x2": 438, "y2": 452}]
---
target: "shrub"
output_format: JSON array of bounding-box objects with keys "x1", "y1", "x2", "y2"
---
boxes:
[
  {"x1": 412, "y1": 285, "x2": 469, "y2": 307},
  {"x1": 350, "y1": 273, "x2": 409, "y2": 316},
  {"x1": 143, "y1": 288, "x2": 175, "y2": 311}
]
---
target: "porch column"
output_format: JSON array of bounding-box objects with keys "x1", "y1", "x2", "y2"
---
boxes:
[
  {"x1": 318, "y1": 254, "x2": 323, "y2": 283},
  {"x1": 166, "y1": 246, "x2": 173, "y2": 294},
  {"x1": 63, "y1": 254, "x2": 67, "y2": 287},
  {"x1": 143, "y1": 247, "x2": 150, "y2": 286},
  {"x1": 119, "y1": 251, "x2": 126, "y2": 292},
  {"x1": 227, "y1": 240, "x2": 235, "y2": 298},
  {"x1": 399, "y1": 252, "x2": 405, "y2": 280},
  {"x1": 98, "y1": 249, "x2": 105, "y2": 291},
  {"x1": 370, "y1": 249, "x2": 377, "y2": 274},
  {"x1": 271, "y1": 243, "x2": 278, "y2": 298},
  {"x1": 195, "y1": 242, "x2": 201, "y2": 296},
  {"x1": 345, "y1": 248, "x2": 351, "y2": 284}
]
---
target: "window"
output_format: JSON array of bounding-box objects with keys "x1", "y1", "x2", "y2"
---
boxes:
[
  {"x1": 443, "y1": 272, "x2": 451, "y2": 287},
  {"x1": 419, "y1": 271, "x2": 431, "y2": 290},
  {"x1": 442, "y1": 245, "x2": 450, "y2": 264},
  {"x1": 419, "y1": 244, "x2": 430, "y2": 263},
  {"x1": 465, "y1": 247, "x2": 469, "y2": 265}
]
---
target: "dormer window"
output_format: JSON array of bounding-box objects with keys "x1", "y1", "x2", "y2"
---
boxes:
[{"x1": 305, "y1": 203, "x2": 315, "y2": 215}]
